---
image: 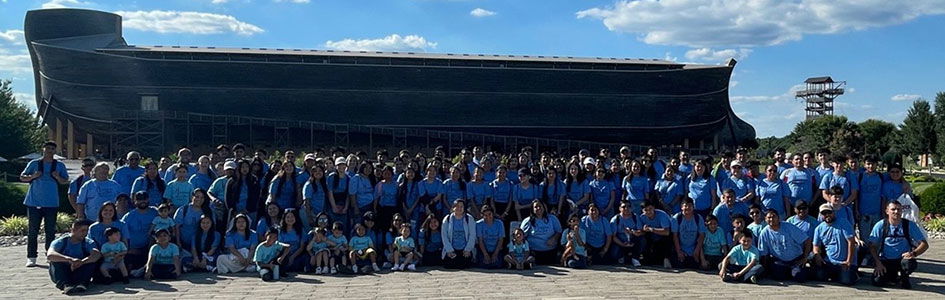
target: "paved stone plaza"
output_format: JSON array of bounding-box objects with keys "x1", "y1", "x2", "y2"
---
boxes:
[{"x1": 2, "y1": 240, "x2": 944, "y2": 299}]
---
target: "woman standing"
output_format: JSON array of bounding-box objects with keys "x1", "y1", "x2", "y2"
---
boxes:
[
  {"x1": 687, "y1": 159, "x2": 718, "y2": 218},
  {"x1": 131, "y1": 161, "x2": 166, "y2": 207},
  {"x1": 268, "y1": 162, "x2": 300, "y2": 210},
  {"x1": 512, "y1": 169, "x2": 540, "y2": 222}
]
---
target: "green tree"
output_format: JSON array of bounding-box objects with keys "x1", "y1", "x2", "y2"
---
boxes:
[
  {"x1": 0, "y1": 80, "x2": 46, "y2": 159},
  {"x1": 783, "y1": 115, "x2": 859, "y2": 154},
  {"x1": 934, "y1": 92, "x2": 945, "y2": 162},
  {"x1": 858, "y1": 119, "x2": 899, "y2": 157},
  {"x1": 900, "y1": 99, "x2": 936, "y2": 173}
]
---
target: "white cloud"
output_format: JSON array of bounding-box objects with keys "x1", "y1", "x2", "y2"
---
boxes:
[
  {"x1": 684, "y1": 48, "x2": 751, "y2": 62},
  {"x1": 41, "y1": 0, "x2": 93, "y2": 9},
  {"x1": 0, "y1": 29, "x2": 24, "y2": 45},
  {"x1": 731, "y1": 84, "x2": 805, "y2": 103},
  {"x1": 324, "y1": 34, "x2": 438, "y2": 52},
  {"x1": 115, "y1": 10, "x2": 264, "y2": 36},
  {"x1": 890, "y1": 94, "x2": 921, "y2": 102},
  {"x1": 211, "y1": 0, "x2": 230, "y2": 4},
  {"x1": 577, "y1": 0, "x2": 945, "y2": 48},
  {"x1": 14, "y1": 93, "x2": 37, "y2": 112},
  {"x1": 470, "y1": 8, "x2": 496, "y2": 17}
]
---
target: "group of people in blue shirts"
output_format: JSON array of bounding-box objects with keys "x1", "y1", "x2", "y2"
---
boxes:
[{"x1": 20, "y1": 141, "x2": 930, "y2": 294}]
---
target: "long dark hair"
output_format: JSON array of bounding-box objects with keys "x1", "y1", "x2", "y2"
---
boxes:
[
  {"x1": 188, "y1": 188, "x2": 214, "y2": 219},
  {"x1": 564, "y1": 162, "x2": 585, "y2": 193},
  {"x1": 690, "y1": 159, "x2": 711, "y2": 181},
  {"x1": 527, "y1": 200, "x2": 549, "y2": 227},
  {"x1": 308, "y1": 165, "x2": 329, "y2": 197},
  {"x1": 420, "y1": 214, "x2": 440, "y2": 244},
  {"x1": 273, "y1": 161, "x2": 298, "y2": 200},
  {"x1": 228, "y1": 214, "x2": 252, "y2": 241},
  {"x1": 143, "y1": 161, "x2": 166, "y2": 194},
  {"x1": 194, "y1": 215, "x2": 218, "y2": 254},
  {"x1": 541, "y1": 168, "x2": 559, "y2": 203},
  {"x1": 449, "y1": 164, "x2": 467, "y2": 192},
  {"x1": 97, "y1": 202, "x2": 118, "y2": 222},
  {"x1": 262, "y1": 202, "x2": 283, "y2": 229},
  {"x1": 280, "y1": 209, "x2": 304, "y2": 240}
]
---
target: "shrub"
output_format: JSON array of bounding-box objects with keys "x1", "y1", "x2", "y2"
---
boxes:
[
  {"x1": 0, "y1": 181, "x2": 27, "y2": 217},
  {"x1": 56, "y1": 212, "x2": 75, "y2": 233},
  {"x1": 919, "y1": 182, "x2": 945, "y2": 216},
  {"x1": 0, "y1": 215, "x2": 28, "y2": 236},
  {"x1": 905, "y1": 175, "x2": 940, "y2": 183},
  {"x1": 926, "y1": 218, "x2": 945, "y2": 233}
]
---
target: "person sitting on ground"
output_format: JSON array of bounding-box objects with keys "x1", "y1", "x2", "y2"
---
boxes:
[
  {"x1": 719, "y1": 230, "x2": 763, "y2": 284},
  {"x1": 505, "y1": 228, "x2": 534, "y2": 270},
  {"x1": 560, "y1": 213, "x2": 588, "y2": 269},
  {"x1": 254, "y1": 228, "x2": 291, "y2": 282},
  {"x1": 47, "y1": 219, "x2": 101, "y2": 295},
  {"x1": 145, "y1": 229, "x2": 182, "y2": 280}
]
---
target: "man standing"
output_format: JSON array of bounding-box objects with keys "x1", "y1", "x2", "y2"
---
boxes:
[
  {"x1": 111, "y1": 151, "x2": 144, "y2": 198},
  {"x1": 20, "y1": 141, "x2": 69, "y2": 267},
  {"x1": 869, "y1": 201, "x2": 929, "y2": 289},
  {"x1": 162, "y1": 147, "x2": 196, "y2": 182},
  {"x1": 46, "y1": 219, "x2": 101, "y2": 294},
  {"x1": 757, "y1": 209, "x2": 811, "y2": 282}
]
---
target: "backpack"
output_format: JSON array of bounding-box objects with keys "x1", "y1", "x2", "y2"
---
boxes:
[
  {"x1": 56, "y1": 236, "x2": 90, "y2": 258},
  {"x1": 878, "y1": 218, "x2": 915, "y2": 257},
  {"x1": 32, "y1": 159, "x2": 59, "y2": 183},
  {"x1": 675, "y1": 213, "x2": 704, "y2": 234}
]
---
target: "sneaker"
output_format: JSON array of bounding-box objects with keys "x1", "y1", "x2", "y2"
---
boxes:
[
  {"x1": 722, "y1": 274, "x2": 734, "y2": 282},
  {"x1": 372, "y1": 263, "x2": 380, "y2": 272},
  {"x1": 407, "y1": 264, "x2": 416, "y2": 271},
  {"x1": 351, "y1": 265, "x2": 358, "y2": 273},
  {"x1": 663, "y1": 258, "x2": 673, "y2": 269},
  {"x1": 791, "y1": 266, "x2": 801, "y2": 278},
  {"x1": 631, "y1": 258, "x2": 642, "y2": 267},
  {"x1": 382, "y1": 262, "x2": 392, "y2": 268},
  {"x1": 330, "y1": 267, "x2": 337, "y2": 274},
  {"x1": 130, "y1": 268, "x2": 145, "y2": 278},
  {"x1": 617, "y1": 257, "x2": 625, "y2": 265},
  {"x1": 315, "y1": 267, "x2": 322, "y2": 275},
  {"x1": 26, "y1": 258, "x2": 37, "y2": 268},
  {"x1": 749, "y1": 275, "x2": 759, "y2": 284},
  {"x1": 73, "y1": 284, "x2": 87, "y2": 293},
  {"x1": 62, "y1": 285, "x2": 77, "y2": 295},
  {"x1": 183, "y1": 265, "x2": 193, "y2": 273},
  {"x1": 390, "y1": 265, "x2": 398, "y2": 272},
  {"x1": 207, "y1": 266, "x2": 216, "y2": 273}
]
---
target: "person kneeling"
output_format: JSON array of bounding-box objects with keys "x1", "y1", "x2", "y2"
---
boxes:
[
  {"x1": 145, "y1": 229, "x2": 182, "y2": 280},
  {"x1": 720, "y1": 230, "x2": 763, "y2": 284},
  {"x1": 254, "y1": 228, "x2": 291, "y2": 281}
]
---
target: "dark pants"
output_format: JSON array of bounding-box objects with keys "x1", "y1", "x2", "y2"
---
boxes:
[
  {"x1": 704, "y1": 255, "x2": 724, "y2": 270},
  {"x1": 533, "y1": 249, "x2": 559, "y2": 265},
  {"x1": 639, "y1": 233, "x2": 671, "y2": 266},
  {"x1": 672, "y1": 254, "x2": 700, "y2": 269},
  {"x1": 282, "y1": 253, "x2": 310, "y2": 272},
  {"x1": 150, "y1": 264, "x2": 178, "y2": 280},
  {"x1": 49, "y1": 262, "x2": 95, "y2": 290},
  {"x1": 376, "y1": 205, "x2": 398, "y2": 233},
  {"x1": 815, "y1": 261, "x2": 859, "y2": 286},
  {"x1": 422, "y1": 251, "x2": 442, "y2": 267},
  {"x1": 872, "y1": 258, "x2": 917, "y2": 286},
  {"x1": 125, "y1": 248, "x2": 149, "y2": 271},
  {"x1": 477, "y1": 249, "x2": 505, "y2": 269},
  {"x1": 443, "y1": 251, "x2": 472, "y2": 269},
  {"x1": 723, "y1": 264, "x2": 764, "y2": 282},
  {"x1": 609, "y1": 242, "x2": 641, "y2": 265},
  {"x1": 566, "y1": 255, "x2": 588, "y2": 269},
  {"x1": 765, "y1": 256, "x2": 808, "y2": 282},
  {"x1": 587, "y1": 245, "x2": 611, "y2": 265},
  {"x1": 27, "y1": 206, "x2": 58, "y2": 259}
]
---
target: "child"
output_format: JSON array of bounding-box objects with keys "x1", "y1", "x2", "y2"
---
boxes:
[
  {"x1": 701, "y1": 215, "x2": 728, "y2": 270},
  {"x1": 560, "y1": 213, "x2": 588, "y2": 268},
  {"x1": 348, "y1": 223, "x2": 379, "y2": 273},
  {"x1": 100, "y1": 227, "x2": 129, "y2": 284},
  {"x1": 731, "y1": 214, "x2": 748, "y2": 246},
  {"x1": 391, "y1": 225, "x2": 417, "y2": 271},
  {"x1": 384, "y1": 213, "x2": 406, "y2": 268},
  {"x1": 326, "y1": 222, "x2": 348, "y2": 274},
  {"x1": 505, "y1": 228, "x2": 534, "y2": 270},
  {"x1": 254, "y1": 228, "x2": 291, "y2": 282},
  {"x1": 145, "y1": 229, "x2": 181, "y2": 280},
  {"x1": 747, "y1": 204, "x2": 767, "y2": 246},
  {"x1": 151, "y1": 203, "x2": 176, "y2": 235},
  {"x1": 419, "y1": 215, "x2": 443, "y2": 267},
  {"x1": 307, "y1": 227, "x2": 331, "y2": 274},
  {"x1": 719, "y1": 230, "x2": 763, "y2": 284}
]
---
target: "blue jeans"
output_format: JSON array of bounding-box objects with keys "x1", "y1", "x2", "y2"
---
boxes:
[
  {"x1": 723, "y1": 264, "x2": 764, "y2": 282},
  {"x1": 49, "y1": 262, "x2": 95, "y2": 289},
  {"x1": 766, "y1": 256, "x2": 808, "y2": 282},
  {"x1": 27, "y1": 206, "x2": 58, "y2": 259}
]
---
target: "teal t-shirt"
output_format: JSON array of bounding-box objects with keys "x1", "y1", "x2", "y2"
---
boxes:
[
  {"x1": 148, "y1": 243, "x2": 180, "y2": 265},
  {"x1": 254, "y1": 242, "x2": 285, "y2": 264},
  {"x1": 349, "y1": 235, "x2": 373, "y2": 251},
  {"x1": 394, "y1": 236, "x2": 416, "y2": 252},
  {"x1": 703, "y1": 228, "x2": 728, "y2": 256},
  {"x1": 560, "y1": 228, "x2": 587, "y2": 256},
  {"x1": 727, "y1": 244, "x2": 759, "y2": 266},
  {"x1": 101, "y1": 241, "x2": 127, "y2": 263}
]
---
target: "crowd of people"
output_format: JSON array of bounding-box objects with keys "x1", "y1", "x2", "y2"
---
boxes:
[{"x1": 19, "y1": 141, "x2": 930, "y2": 294}]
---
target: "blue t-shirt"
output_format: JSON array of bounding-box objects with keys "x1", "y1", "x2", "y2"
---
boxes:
[
  {"x1": 688, "y1": 176, "x2": 717, "y2": 211},
  {"x1": 468, "y1": 181, "x2": 492, "y2": 206},
  {"x1": 813, "y1": 220, "x2": 855, "y2": 265},
  {"x1": 225, "y1": 231, "x2": 259, "y2": 250},
  {"x1": 560, "y1": 228, "x2": 587, "y2": 256},
  {"x1": 173, "y1": 204, "x2": 212, "y2": 249},
  {"x1": 475, "y1": 219, "x2": 505, "y2": 252},
  {"x1": 610, "y1": 214, "x2": 637, "y2": 244},
  {"x1": 512, "y1": 183, "x2": 540, "y2": 206},
  {"x1": 520, "y1": 216, "x2": 562, "y2": 252},
  {"x1": 188, "y1": 172, "x2": 215, "y2": 191},
  {"x1": 326, "y1": 172, "x2": 350, "y2": 194},
  {"x1": 349, "y1": 174, "x2": 375, "y2": 208},
  {"x1": 489, "y1": 179, "x2": 513, "y2": 204},
  {"x1": 711, "y1": 202, "x2": 750, "y2": 235},
  {"x1": 101, "y1": 241, "x2": 128, "y2": 263},
  {"x1": 50, "y1": 234, "x2": 96, "y2": 259},
  {"x1": 565, "y1": 179, "x2": 589, "y2": 202},
  {"x1": 162, "y1": 163, "x2": 197, "y2": 184},
  {"x1": 786, "y1": 215, "x2": 820, "y2": 239},
  {"x1": 677, "y1": 163, "x2": 693, "y2": 178},
  {"x1": 782, "y1": 168, "x2": 814, "y2": 204},
  {"x1": 655, "y1": 178, "x2": 684, "y2": 214},
  {"x1": 268, "y1": 177, "x2": 298, "y2": 209},
  {"x1": 442, "y1": 179, "x2": 467, "y2": 205},
  {"x1": 131, "y1": 177, "x2": 165, "y2": 206},
  {"x1": 580, "y1": 215, "x2": 614, "y2": 248},
  {"x1": 303, "y1": 180, "x2": 328, "y2": 215},
  {"x1": 77, "y1": 179, "x2": 122, "y2": 219},
  {"x1": 869, "y1": 219, "x2": 926, "y2": 259},
  {"x1": 757, "y1": 222, "x2": 809, "y2": 261},
  {"x1": 208, "y1": 177, "x2": 229, "y2": 203},
  {"x1": 719, "y1": 176, "x2": 753, "y2": 200},
  {"x1": 637, "y1": 209, "x2": 673, "y2": 240},
  {"x1": 756, "y1": 178, "x2": 789, "y2": 217},
  {"x1": 68, "y1": 175, "x2": 91, "y2": 197},
  {"x1": 819, "y1": 172, "x2": 858, "y2": 201},
  {"x1": 450, "y1": 216, "x2": 468, "y2": 250},
  {"x1": 21, "y1": 159, "x2": 69, "y2": 208},
  {"x1": 882, "y1": 179, "x2": 907, "y2": 202},
  {"x1": 858, "y1": 172, "x2": 884, "y2": 215},
  {"x1": 88, "y1": 220, "x2": 129, "y2": 248},
  {"x1": 671, "y1": 213, "x2": 706, "y2": 255},
  {"x1": 349, "y1": 235, "x2": 373, "y2": 251},
  {"x1": 376, "y1": 181, "x2": 399, "y2": 207},
  {"x1": 121, "y1": 207, "x2": 158, "y2": 249},
  {"x1": 539, "y1": 180, "x2": 566, "y2": 205},
  {"x1": 418, "y1": 179, "x2": 444, "y2": 201},
  {"x1": 727, "y1": 244, "x2": 760, "y2": 266},
  {"x1": 190, "y1": 231, "x2": 222, "y2": 253},
  {"x1": 112, "y1": 166, "x2": 145, "y2": 196},
  {"x1": 419, "y1": 229, "x2": 443, "y2": 253},
  {"x1": 401, "y1": 182, "x2": 421, "y2": 213},
  {"x1": 253, "y1": 242, "x2": 285, "y2": 264},
  {"x1": 149, "y1": 243, "x2": 180, "y2": 264},
  {"x1": 587, "y1": 179, "x2": 614, "y2": 209},
  {"x1": 163, "y1": 179, "x2": 195, "y2": 208},
  {"x1": 703, "y1": 228, "x2": 729, "y2": 255},
  {"x1": 279, "y1": 228, "x2": 309, "y2": 254}
]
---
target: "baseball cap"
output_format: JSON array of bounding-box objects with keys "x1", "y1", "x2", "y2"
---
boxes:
[
  {"x1": 224, "y1": 161, "x2": 237, "y2": 171},
  {"x1": 819, "y1": 203, "x2": 834, "y2": 214},
  {"x1": 304, "y1": 154, "x2": 316, "y2": 161},
  {"x1": 334, "y1": 157, "x2": 347, "y2": 165},
  {"x1": 730, "y1": 160, "x2": 743, "y2": 168},
  {"x1": 583, "y1": 157, "x2": 597, "y2": 165}
]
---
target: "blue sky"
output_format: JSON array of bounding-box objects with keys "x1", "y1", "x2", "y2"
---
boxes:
[{"x1": 2, "y1": 0, "x2": 944, "y2": 137}]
